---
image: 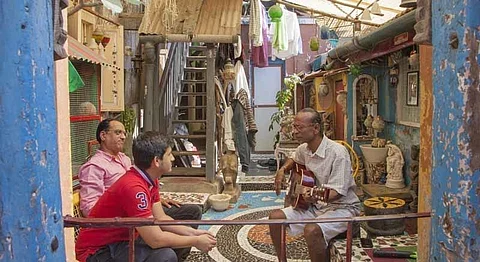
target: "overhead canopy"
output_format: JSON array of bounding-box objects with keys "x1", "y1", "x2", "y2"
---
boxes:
[
  {"x1": 68, "y1": 36, "x2": 119, "y2": 70},
  {"x1": 139, "y1": 0, "x2": 242, "y2": 43},
  {"x1": 276, "y1": 0, "x2": 408, "y2": 38}
]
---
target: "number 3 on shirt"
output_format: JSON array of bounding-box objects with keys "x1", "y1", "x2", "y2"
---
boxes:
[{"x1": 136, "y1": 192, "x2": 148, "y2": 210}]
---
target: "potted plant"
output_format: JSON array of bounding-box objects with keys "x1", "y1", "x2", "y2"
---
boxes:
[{"x1": 269, "y1": 74, "x2": 301, "y2": 148}]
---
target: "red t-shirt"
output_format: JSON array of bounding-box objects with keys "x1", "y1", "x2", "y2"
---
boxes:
[{"x1": 75, "y1": 167, "x2": 160, "y2": 262}]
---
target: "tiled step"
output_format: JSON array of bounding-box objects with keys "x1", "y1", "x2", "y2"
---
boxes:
[
  {"x1": 171, "y1": 134, "x2": 207, "y2": 139},
  {"x1": 182, "y1": 80, "x2": 207, "y2": 85},
  {"x1": 186, "y1": 56, "x2": 207, "y2": 61},
  {"x1": 178, "y1": 92, "x2": 207, "y2": 96},
  {"x1": 172, "y1": 119, "x2": 206, "y2": 124},
  {"x1": 167, "y1": 167, "x2": 206, "y2": 176},
  {"x1": 184, "y1": 67, "x2": 207, "y2": 72},
  {"x1": 160, "y1": 191, "x2": 210, "y2": 212},
  {"x1": 172, "y1": 151, "x2": 206, "y2": 156},
  {"x1": 175, "y1": 105, "x2": 207, "y2": 109},
  {"x1": 189, "y1": 46, "x2": 207, "y2": 51},
  {"x1": 159, "y1": 176, "x2": 219, "y2": 196}
]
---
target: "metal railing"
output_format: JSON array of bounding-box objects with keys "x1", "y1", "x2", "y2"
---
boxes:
[
  {"x1": 156, "y1": 42, "x2": 187, "y2": 135},
  {"x1": 64, "y1": 212, "x2": 431, "y2": 262}
]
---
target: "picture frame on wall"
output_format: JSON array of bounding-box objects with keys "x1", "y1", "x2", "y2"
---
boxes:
[{"x1": 406, "y1": 71, "x2": 419, "y2": 106}]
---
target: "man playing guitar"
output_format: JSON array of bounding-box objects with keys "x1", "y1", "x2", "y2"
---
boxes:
[{"x1": 269, "y1": 108, "x2": 360, "y2": 262}]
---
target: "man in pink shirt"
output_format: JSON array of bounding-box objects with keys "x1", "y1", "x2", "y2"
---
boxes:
[{"x1": 79, "y1": 118, "x2": 202, "y2": 261}]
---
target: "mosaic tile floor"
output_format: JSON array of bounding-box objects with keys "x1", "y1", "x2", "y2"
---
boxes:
[
  {"x1": 184, "y1": 191, "x2": 313, "y2": 262},
  {"x1": 331, "y1": 234, "x2": 418, "y2": 262}
]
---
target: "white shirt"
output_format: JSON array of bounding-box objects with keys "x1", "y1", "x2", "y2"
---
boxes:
[{"x1": 294, "y1": 136, "x2": 360, "y2": 206}]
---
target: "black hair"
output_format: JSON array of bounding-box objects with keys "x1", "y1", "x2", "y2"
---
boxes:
[
  {"x1": 298, "y1": 108, "x2": 324, "y2": 134},
  {"x1": 96, "y1": 118, "x2": 115, "y2": 144},
  {"x1": 132, "y1": 131, "x2": 173, "y2": 169}
]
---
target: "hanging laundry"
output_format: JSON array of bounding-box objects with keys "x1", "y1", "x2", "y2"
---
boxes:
[
  {"x1": 251, "y1": 3, "x2": 269, "y2": 67},
  {"x1": 249, "y1": 0, "x2": 263, "y2": 47},
  {"x1": 270, "y1": 8, "x2": 302, "y2": 60}
]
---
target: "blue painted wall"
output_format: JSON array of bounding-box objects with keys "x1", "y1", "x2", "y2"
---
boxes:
[
  {"x1": 431, "y1": 0, "x2": 480, "y2": 260},
  {"x1": 347, "y1": 63, "x2": 419, "y2": 185},
  {"x1": 0, "y1": 1, "x2": 66, "y2": 260}
]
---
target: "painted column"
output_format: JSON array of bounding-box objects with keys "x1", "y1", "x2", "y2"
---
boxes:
[
  {"x1": 143, "y1": 41, "x2": 155, "y2": 131},
  {"x1": 431, "y1": 0, "x2": 480, "y2": 260},
  {"x1": 0, "y1": 0, "x2": 66, "y2": 261}
]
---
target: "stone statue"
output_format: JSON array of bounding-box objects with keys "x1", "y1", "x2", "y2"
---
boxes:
[
  {"x1": 322, "y1": 112, "x2": 335, "y2": 139},
  {"x1": 220, "y1": 150, "x2": 241, "y2": 202},
  {"x1": 279, "y1": 107, "x2": 295, "y2": 141},
  {"x1": 409, "y1": 145, "x2": 420, "y2": 212},
  {"x1": 385, "y1": 143, "x2": 405, "y2": 188}
]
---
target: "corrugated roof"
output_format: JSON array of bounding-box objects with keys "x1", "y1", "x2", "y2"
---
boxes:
[
  {"x1": 68, "y1": 36, "x2": 119, "y2": 69},
  {"x1": 139, "y1": 0, "x2": 242, "y2": 38}
]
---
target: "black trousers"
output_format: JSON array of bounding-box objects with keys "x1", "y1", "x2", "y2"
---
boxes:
[{"x1": 163, "y1": 204, "x2": 203, "y2": 261}]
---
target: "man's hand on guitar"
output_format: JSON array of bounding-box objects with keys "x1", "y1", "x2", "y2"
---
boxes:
[
  {"x1": 274, "y1": 168, "x2": 286, "y2": 196},
  {"x1": 303, "y1": 186, "x2": 330, "y2": 204}
]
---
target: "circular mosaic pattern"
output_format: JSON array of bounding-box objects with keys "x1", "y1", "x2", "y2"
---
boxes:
[{"x1": 198, "y1": 207, "x2": 310, "y2": 262}]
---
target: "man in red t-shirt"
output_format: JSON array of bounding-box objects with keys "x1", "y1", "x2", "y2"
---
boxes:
[{"x1": 75, "y1": 132, "x2": 216, "y2": 262}]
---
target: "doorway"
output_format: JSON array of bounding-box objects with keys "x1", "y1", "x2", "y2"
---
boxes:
[{"x1": 251, "y1": 63, "x2": 285, "y2": 153}]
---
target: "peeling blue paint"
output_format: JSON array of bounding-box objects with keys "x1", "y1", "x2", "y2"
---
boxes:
[
  {"x1": 0, "y1": 0, "x2": 66, "y2": 261},
  {"x1": 431, "y1": 0, "x2": 480, "y2": 261}
]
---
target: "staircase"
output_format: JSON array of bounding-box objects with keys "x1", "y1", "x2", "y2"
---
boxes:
[{"x1": 158, "y1": 44, "x2": 220, "y2": 194}]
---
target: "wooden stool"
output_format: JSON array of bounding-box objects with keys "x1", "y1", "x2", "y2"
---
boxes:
[{"x1": 364, "y1": 197, "x2": 406, "y2": 236}]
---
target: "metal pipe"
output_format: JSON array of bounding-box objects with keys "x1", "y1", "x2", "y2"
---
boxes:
[
  {"x1": 280, "y1": 224, "x2": 287, "y2": 262},
  {"x1": 139, "y1": 34, "x2": 239, "y2": 44},
  {"x1": 346, "y1": 222, "x2": 353, "y2": 262},
  {"x1": 129, "y1": 227, "x2": 135, "y2": 262},
  {"x1": 328, "y1": 10, "x2": 416, "y2": 60},
  {"x1": 64, "y1": 212, "x2": 432, "y2": 227}
]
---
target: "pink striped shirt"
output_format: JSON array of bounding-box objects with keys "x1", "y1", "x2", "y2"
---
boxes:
[{"x1": 78, "y1": 150, "x2": 131, "y2": 216}]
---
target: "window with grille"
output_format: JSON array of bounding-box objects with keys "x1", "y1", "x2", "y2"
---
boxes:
[{"x1": 69, "y1": 60, "x2": 101, "y2": 189}]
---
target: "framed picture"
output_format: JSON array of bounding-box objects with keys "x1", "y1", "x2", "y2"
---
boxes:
[{"x1": 406, "y1": 71, "x2": 419, "y2": 106}]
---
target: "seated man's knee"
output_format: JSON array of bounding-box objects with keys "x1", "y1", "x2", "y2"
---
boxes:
[
  {"x1": 149, "y1": 248, "x2": 177, "y2": 262},
  {"x1": 269, "y1": 209, "x2": 286, "y2": 220},
  {"x1": 190, "y1": 204, "x2": 203, "y2": 220},
  {"x1": 304, "y1": 224, "x2": 323, "y2": 240}
]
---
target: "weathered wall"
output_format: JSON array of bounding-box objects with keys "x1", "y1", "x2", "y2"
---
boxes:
[
  {"x1": 431, "y1": 0, "x2": 480, "y2": 260},
  {"x1": 0, "y1": 0, "x2": 66, "y2": 260},
  {"x1": 346, "y1": 63, "x2": 420, "y2": 186},
  {"x1": 56, "y1": 10, "x2": 75, "y2": 261}
]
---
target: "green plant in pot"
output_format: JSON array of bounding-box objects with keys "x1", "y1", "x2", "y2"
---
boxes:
[
  {"x1": 269, "y1": 74, "x2": 301, "y2": 148},
  {"x1": 120, "y1": 107, "x2": 136, "y2": 158},
  {"x1": 349, "y1": 63, "x2": 362, "y2": 77}
]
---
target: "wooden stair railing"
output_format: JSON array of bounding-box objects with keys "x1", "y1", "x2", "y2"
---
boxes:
[{"x1": 156, "y1": 43, "x2": 217, "y2": 183}]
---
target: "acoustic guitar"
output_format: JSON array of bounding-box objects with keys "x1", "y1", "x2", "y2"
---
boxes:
[{"x1": 285, "y1": 162, "x2": 330, "y2": 210}]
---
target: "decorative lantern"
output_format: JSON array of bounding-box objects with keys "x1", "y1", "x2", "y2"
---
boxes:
[
  {"x1": 92, "y1": 28, "x2": 104, "y2": 45},
  {"x1": 268, "y1": 4, "x2": 283, "y2": 22},
  {"x1": 222, "y1": 59, "x2": 236, "y2": 81},
  {"x1": 309, "y1": 37, "x2": 319, "y2": 51}
]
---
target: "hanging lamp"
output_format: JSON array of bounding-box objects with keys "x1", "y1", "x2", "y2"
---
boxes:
[{"x1": 268, "y1": 4, "x2": 283, "y2": 22}]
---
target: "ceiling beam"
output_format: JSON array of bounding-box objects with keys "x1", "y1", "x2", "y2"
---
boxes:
[
  {"x1": 340, "y1": 0, "x2": 404, "y2": 13},
  {"x1": 273, "y1": 0, "x2": 380, "y2": 26}
]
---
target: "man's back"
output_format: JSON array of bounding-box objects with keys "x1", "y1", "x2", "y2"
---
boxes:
[{"x1": 75, "y1": 168, "x2": 159, "y2": 261}]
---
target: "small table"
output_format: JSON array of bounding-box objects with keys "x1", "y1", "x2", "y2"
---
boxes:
[{"x1": 274, "y1": 140, "x2": 300, "y2": 171}]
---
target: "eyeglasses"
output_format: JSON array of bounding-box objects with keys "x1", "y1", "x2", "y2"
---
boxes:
[
  {"x1": 292, "y1": 123, "x2": 315, "y2": 131},
  {"x1": 106, "y1": 129, "x2": 127, "y2": 136}
]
